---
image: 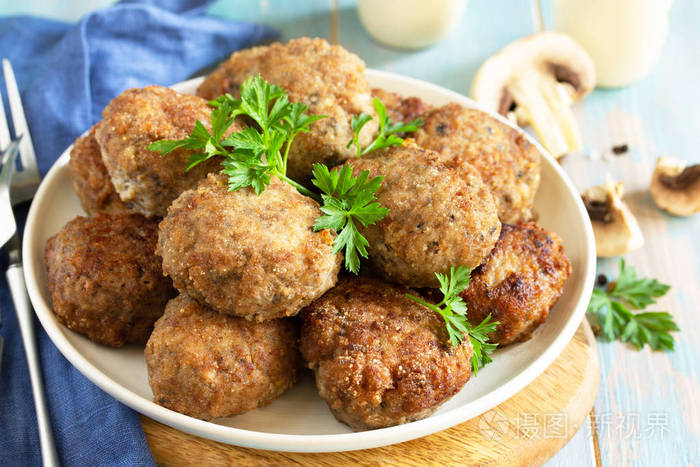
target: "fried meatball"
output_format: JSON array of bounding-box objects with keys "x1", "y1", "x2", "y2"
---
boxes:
[
  {"x1": 158, "y1": 173, "x2": 341, "y2": 320},
  {"x1": 461, "y1": 223, "x2": 571, "y2": 346},
  {"x1": 68, "y1": 126, "x2": 131, "y2": 216},
  {"x1": 197, "y1": 37, "x2": 378, "y2": 184},
  {"x1": 300, "y1": 276, "x2": 473, "y2": 431},
  {"x1": 414, "y1": 103, "x2": 541, "y2": 223},
  {"x1": 371, "y1": 88, "x2": 432, "y2": 124},
  {"x1": 95, "y1": 86, "x2": 239, "y2": 217},
  {"x1": 347, "y1": 142, "x2": 501, "y2": 287},
  {"x1": 146, "y1": 294, "x2": 299, "y2": 420},
  {"x1": 44, "y1": 213, "x2": 175, "y2": 346}
]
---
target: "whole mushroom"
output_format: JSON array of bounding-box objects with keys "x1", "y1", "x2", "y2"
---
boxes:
[
  {"x1": 471, "y1": 32, "x2": 596, "y2": 159},
  {"x1": 582, "y1": 175, "x2": 643, "y2": 258},
  {"x1": 650, "y1": 156, "x2": 700, "y2": 217}
]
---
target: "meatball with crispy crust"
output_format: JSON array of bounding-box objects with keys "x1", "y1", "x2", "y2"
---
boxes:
[
  {"x1": 300, "y1": 276, "x2": 473, "y2": 431},
  {"x1": 44, "y1": 213, "x2": 176, "y2": 347},
  {"x1": 68, "y1": 126, "x2": 131, "y2": 216},
  {"x1": 95, "y1": 86, "x2": 240, "y2": 217},
  {"x1": 461, "y1": 223, "x2": 571, "y2": 345},
  {"x1": 158, "y1": 173, "x2": 341, "y2": 321},
  {"x1": 347, "y1": 142, "x2": 501, "y2": 288},
  {"x1": 197, "y1": 37, "x2": 378, "y2": 184},
  {"x1": 371, "y1": 88, "x2": 432, "y2": 125},
  {"x1": 414, "y1": 103, "x2": 541, "y2": 223},
  {"x1": 146, "y1": 294, "x2": 300, "y2": 420}
]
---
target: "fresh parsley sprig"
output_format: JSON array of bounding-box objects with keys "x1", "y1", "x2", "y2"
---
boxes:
[
  {"x1": 311, "y1": 164, "x2": 389, "y2": 274},
  {"x1": 148, "y1": 74, "x2": 390, "y2": 274},
  {"x1": 586, "y1": 259, "x2": 678, "y2": 351},
  {"x1": 148, "y1": 75, "x2": 324, "y2": 198},
  {"x1": 405, "y1": 266, "x2": 499, "y2": 373},
  {"x1": 347, "y1": 97, "x2": 423, "y2": 157},
  {"x1": 606, "y1": 259, "x2": 670, "y2": 308}
]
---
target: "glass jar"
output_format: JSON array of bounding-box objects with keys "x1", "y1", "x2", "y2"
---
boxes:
[
  {"x1": 551, "y1": 0, "x2": 673, "y2": 87},
  {"x1": 357, "y1": 0, "x2": 468, "y2": 50}
]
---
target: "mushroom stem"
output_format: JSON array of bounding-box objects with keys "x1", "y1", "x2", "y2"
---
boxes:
[
  {"x1": 582, "y1": 175, "x2": 644, "y2": 257},
  {"x1": 507, "y1": 70, "x2": 583, "y2": 158}
]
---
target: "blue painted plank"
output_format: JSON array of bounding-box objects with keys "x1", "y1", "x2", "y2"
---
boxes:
[
  {"x1": 208, "y1": 0, "x2": 332, "y2": 40},
  {"x1": 548, "y1": 417, "x2": 596, "y2": 467}
]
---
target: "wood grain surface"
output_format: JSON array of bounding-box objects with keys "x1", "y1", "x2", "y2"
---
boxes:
[{"x1": 141, "y1": 321, "x2": 599, "y2": 467}]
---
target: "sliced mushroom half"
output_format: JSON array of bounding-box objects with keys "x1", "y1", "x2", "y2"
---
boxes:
[
  {"x1": 582, "y1": 175, "x2": 643, "y2": 257},
  {"x1": 650, "y1": 155, "x2": 700, "y2": 217},
  {"x1": 471, "y1": 32, "x2": 595, "y2": 159}
]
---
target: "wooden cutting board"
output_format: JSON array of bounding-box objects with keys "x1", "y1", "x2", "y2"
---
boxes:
[{"x1": 141, "y1": 320, "x2": 599, "y2": 466}]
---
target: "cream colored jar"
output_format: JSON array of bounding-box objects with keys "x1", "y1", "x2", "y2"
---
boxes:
[
  {"x1": 552, "y1": 0, "x2": 673, "y2": 87},
  {"x1": 357, "y1": 0, "x2": 468, "y2": 50}
]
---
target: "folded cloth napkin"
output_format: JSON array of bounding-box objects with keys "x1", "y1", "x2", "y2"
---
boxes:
[{"x1": 0, "y1": 2, "x2": 277, "y2": 465}]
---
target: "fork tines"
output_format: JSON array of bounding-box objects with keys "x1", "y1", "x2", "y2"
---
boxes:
[{"x1": 1, "y1": 59, "x2": 41, "y2": 204}]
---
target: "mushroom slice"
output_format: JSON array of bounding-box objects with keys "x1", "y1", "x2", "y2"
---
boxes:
[
  {"x1": 470, "y1": 32, "x2": 595, "y2": 159},
  {"x1": 582, "y1": 175, "x2": 643, "y2": 257},
  {"x1": 650, "y1": 155, "x2": 700, "y2": 217}
]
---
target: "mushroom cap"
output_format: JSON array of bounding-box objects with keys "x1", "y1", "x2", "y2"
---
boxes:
[
  {"x1": 582, "y1": 176, "x2": 643, "y2": 258},
  {"x1": 470, "y1": 32, "x2": 596, "y2": 115},
  {"x1": 650, "y1": 156, "x2": 700, "y2": 217}
]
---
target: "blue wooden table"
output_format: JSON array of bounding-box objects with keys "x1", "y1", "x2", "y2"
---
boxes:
[{"x1": 3, "y1": 1, "x2": 699, "y2": 465}]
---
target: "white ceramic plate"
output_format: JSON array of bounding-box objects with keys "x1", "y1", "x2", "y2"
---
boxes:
[{"x1": 23, "y1": 70, "x2": 595, "y2": 452}]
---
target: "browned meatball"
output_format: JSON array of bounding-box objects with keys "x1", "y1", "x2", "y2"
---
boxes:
[
  {"x1": 68, "y1": 126, "x2": 131, "y2": 216},
  {"x1": 371, "y1": 88, "x2": 432, "y2": 124},
  {"x1": 158, "y1": 173, "x2": 341, "y2": 321},
  {"x1": 300, "y1": 276, "x2": 473, "y2": 431},
  {"x1": 461, "y1": 223, "x2": 571, "y2": 346},
  {"x1": 197, "y1": 37, "x2": 378, "y2": 184},
  {"x1": 414, "y1": 103, "x2": 541, "y2": 223},
  {"x1": 44, "y1": 214, "x2": 175, "y2": 346},
  {"x1": 347, "y1": 142, "x2": 501, "y2": 287},
  {"x1": 95, "y1": 86, "x2": 239, "y2": 217},
  {"x1": 146, "y1": 294, "x2": 299, "y2": 420}
]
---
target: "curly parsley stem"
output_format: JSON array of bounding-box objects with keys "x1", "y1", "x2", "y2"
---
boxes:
[
  {"x1": 276, "y1": 173, "x2": 321, "y2": 202},
  {"x1": 281, "y1": 137, "x2": 293, "y2": 176},
  {"x1": 405, "y1": 293, "x2": 443, "y2": 312}
]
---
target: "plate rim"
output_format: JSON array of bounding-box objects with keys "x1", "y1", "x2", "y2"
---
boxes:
[{"x1": 23, "y1": 69, "x2": 596, "y2": 452}]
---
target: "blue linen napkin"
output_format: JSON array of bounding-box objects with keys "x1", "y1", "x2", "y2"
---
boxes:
[{"x1": 0, "y1": 2, "x2": 277, "y2": 465}]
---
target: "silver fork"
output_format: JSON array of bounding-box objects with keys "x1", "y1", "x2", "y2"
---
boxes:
[{"x1": 1, "y1": 59, "x2": 59, "y2": 467}]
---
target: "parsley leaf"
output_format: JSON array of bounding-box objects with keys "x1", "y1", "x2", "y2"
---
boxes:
[
  {"x1": 148, "y1": 119, "x2": 225, "y2": 172},
  {"x1": 237, "y1": 76, "x2": 287, "y2": 131},
  {"x1": 209, "y1": 96, "x2": 238, "y2": 142},
  {"x1": 468, "y1": 315, "x2": 500, "y2": 372},
  {"x1": 609, "y1": 259, "x2": 671, "y2": 309},
  {"x1": 346, "y1": 113, "x2": 373, "y2": 156},
  {"x1": 347, "y1": 97, "x2": 423, "y2": 157},
  {"x1": 146, "y1": 139, "x2": 194, "y2": 155},
  {"x1": 220, "y1": 154, "x2": 270, "y2": 194},
  {"x1": 311, "y1": 164, "x2": 389, "y2": 273},
  {"x1": 586, "y1": 259, "x2": 678, "y2": 351},
  {"x1": 405, "y1": 266, "x2": 499, "y2": 374},
  {"x1": 148, "y1": 74, "x2": 325, "y2": 199}
]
